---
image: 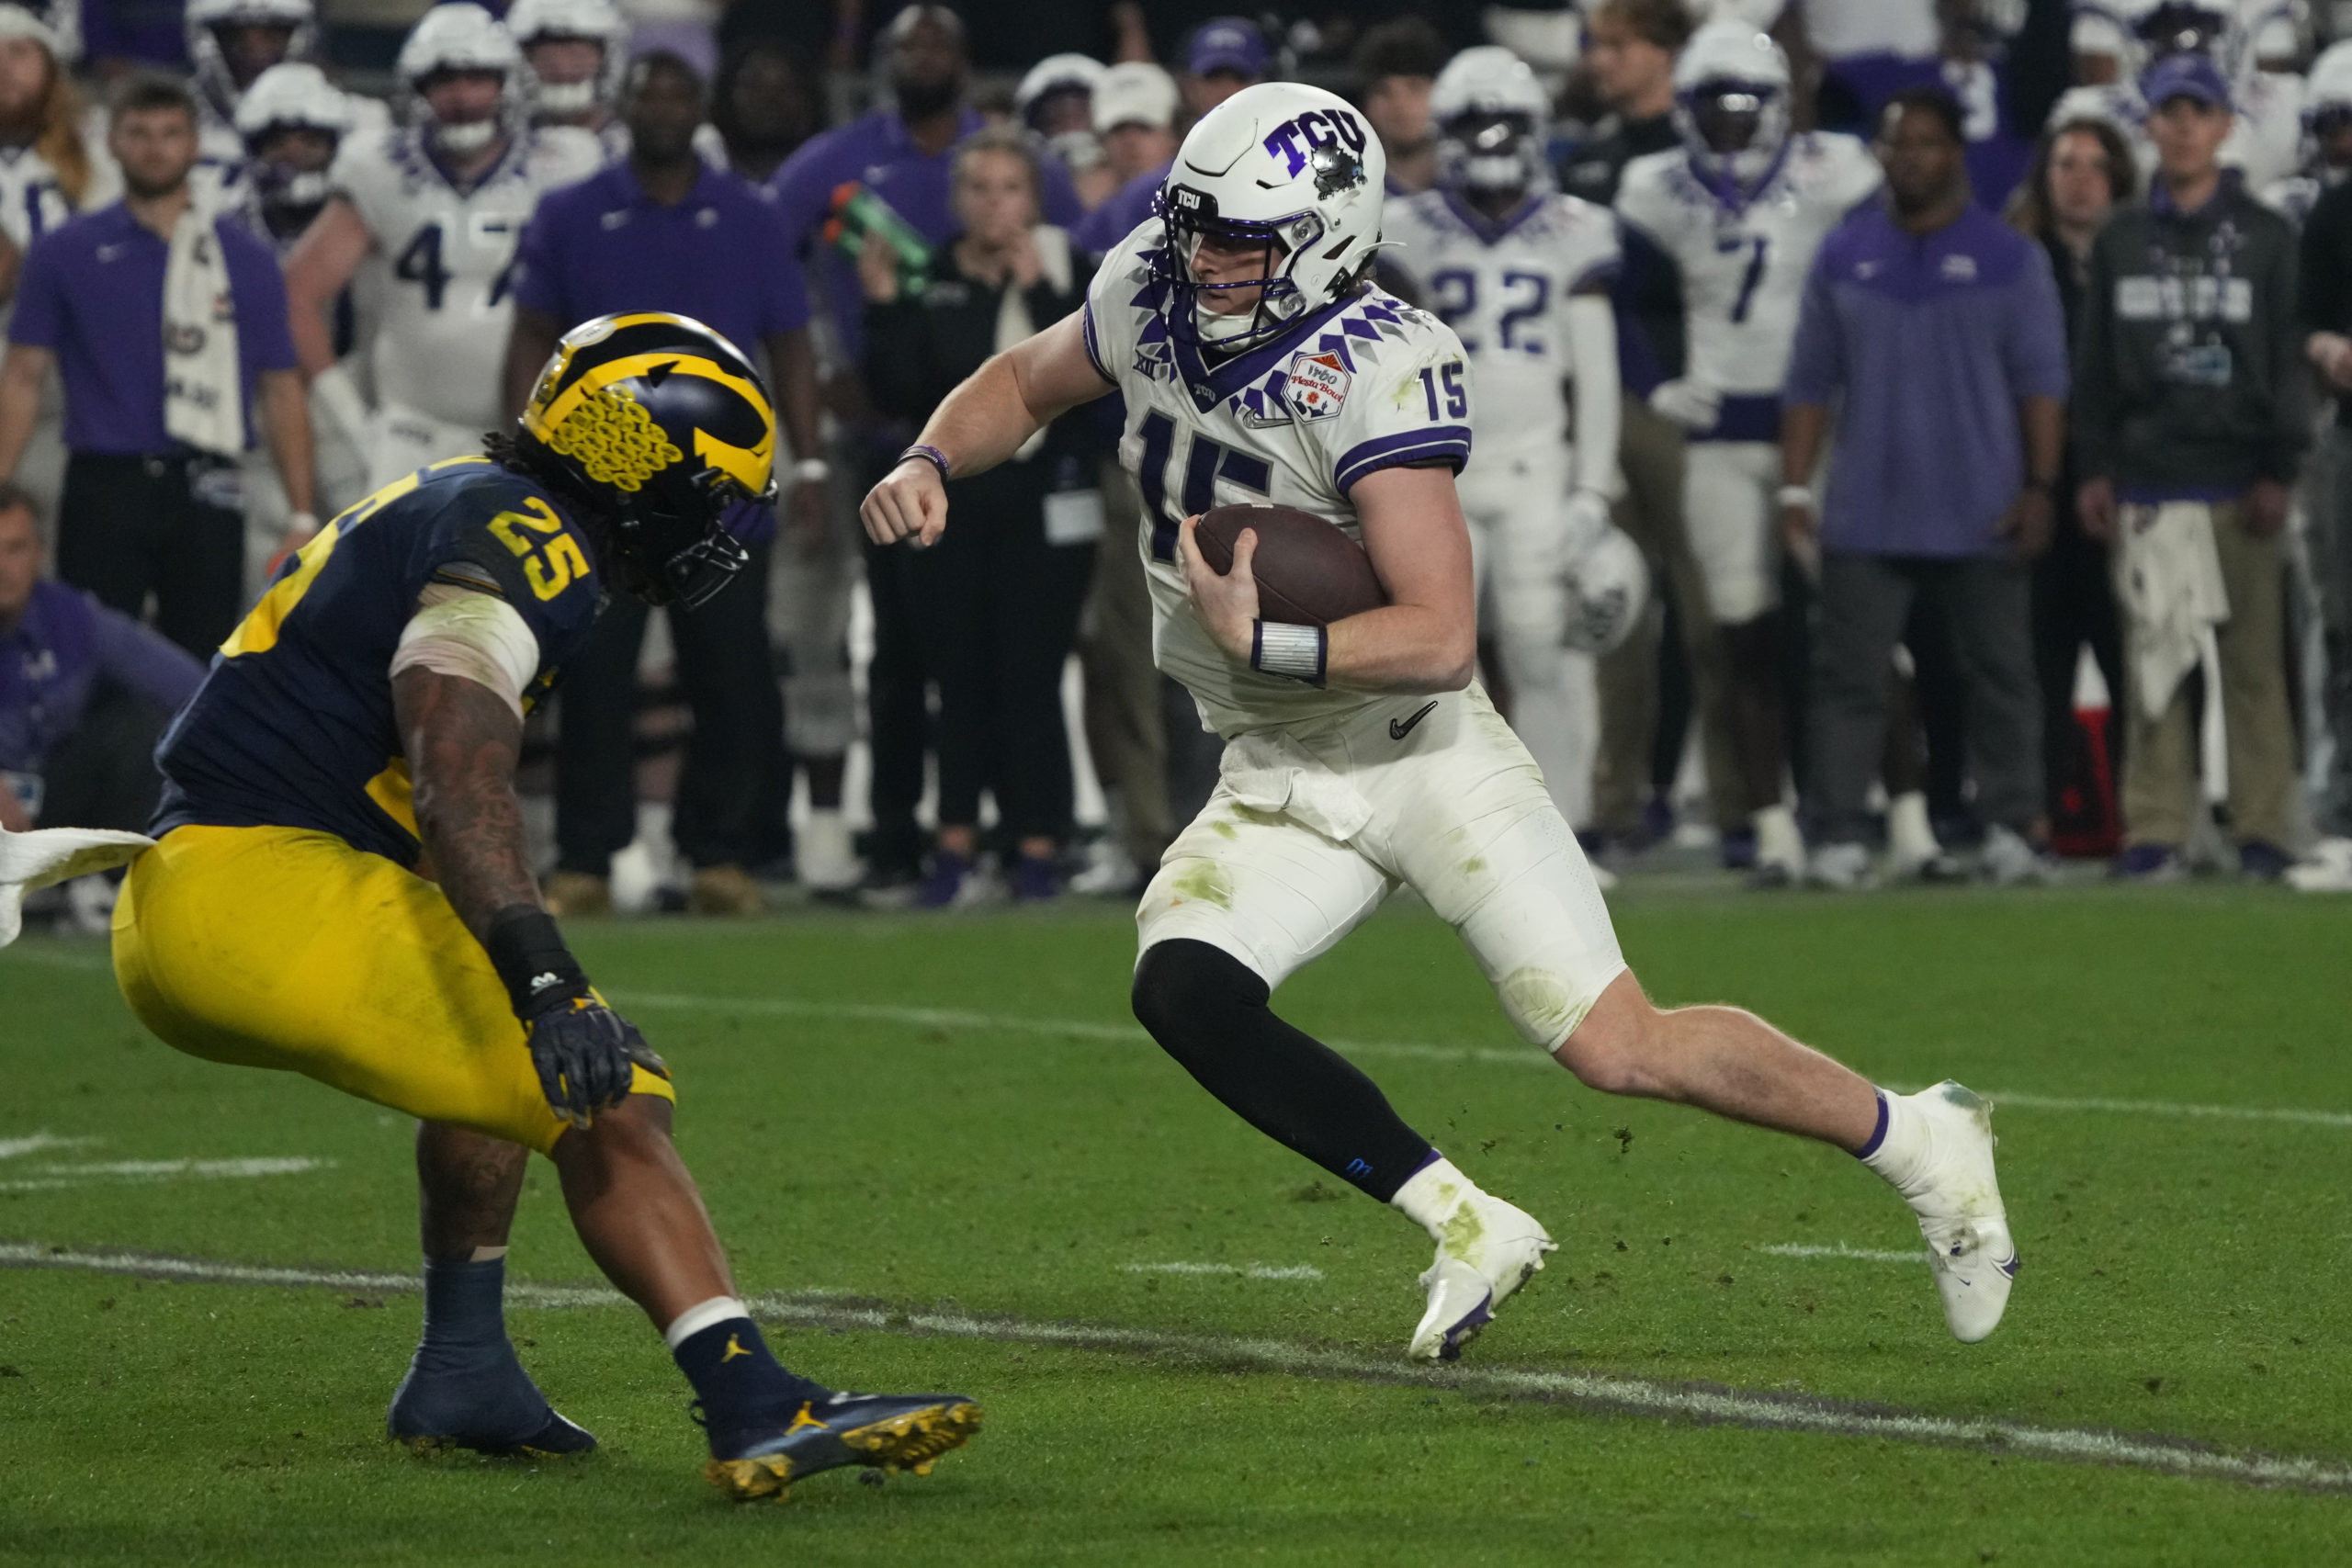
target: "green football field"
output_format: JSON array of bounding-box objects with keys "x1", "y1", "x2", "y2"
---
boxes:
[{"x1": 4, "y1": 884, "x2": 2349, "y2": 1565}]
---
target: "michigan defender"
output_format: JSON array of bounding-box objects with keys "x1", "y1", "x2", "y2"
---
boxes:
[
  {"x1": 863, "y1": 81, "x2": 2018, "y2": 1359},
  {"x1": 1382, "y1": 44, "x2": 1639, "y2": 831},
  {"x1": 1614, "y1": 22, "x2": 1882, "y2": 883},
  {"x1": 112, "y1": 313, "x2": 978, "y2": 1498},
  {"x1": 283, "y1": 4, "x2": 599, "y2": 491}
]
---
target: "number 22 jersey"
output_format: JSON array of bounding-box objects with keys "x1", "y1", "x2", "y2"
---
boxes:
[
  {"x1": 153, "y1": 459, "x2": 605, "y2": 867},
  {"x1": 1081, "y1": 220, "x2": 1476, "y2": 736}
]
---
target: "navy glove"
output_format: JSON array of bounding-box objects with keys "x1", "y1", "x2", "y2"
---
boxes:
[{"x1": 524, "y1": 995, "x2": 666, "y2": 1129}]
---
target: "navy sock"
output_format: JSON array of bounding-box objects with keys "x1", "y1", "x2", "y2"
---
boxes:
[
  {"x1": 415, "y1": 1256, "x2": 512, "y2": 1367},
  {"x1": 673, "y1": 1317, "x2": 828, "y2": 1437}
]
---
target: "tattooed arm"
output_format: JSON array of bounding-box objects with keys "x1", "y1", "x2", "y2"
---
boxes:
[{"x1": 392, "y1": 665, "x2": 537, "y2": 940}]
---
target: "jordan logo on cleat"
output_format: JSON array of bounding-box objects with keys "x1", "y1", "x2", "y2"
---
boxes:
[
  {"x1": 1389, "y1": 702, "x2": 1438, "y2": 741},
  {"x1": 719, "y1": 1334, "x2": 751, "y2": 1362}
]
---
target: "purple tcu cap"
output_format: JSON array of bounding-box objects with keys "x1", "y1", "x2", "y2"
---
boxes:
[
  {"x1": 1187, "y1": 17, "x2": 1269, "y2": 79},
  {"x1": 2141, "y1": 51, "x2": 2233, "y2": 113}
]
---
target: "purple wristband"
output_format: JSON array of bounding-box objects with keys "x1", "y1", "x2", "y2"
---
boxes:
[{"x1": 899, "y1": 444, "x2": 952, "y2": 484}]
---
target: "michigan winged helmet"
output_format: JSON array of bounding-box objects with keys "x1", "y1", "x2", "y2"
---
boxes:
[{"x1": 516, "y1": 312, "x2": 777, "y2": 608}]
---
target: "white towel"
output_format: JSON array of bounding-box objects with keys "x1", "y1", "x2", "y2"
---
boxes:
[
  {"x1": 2113, "y1": 501, "x2": 2230, "y2": 721},
  {"x1": 999, "y1": 225, "x2": 1073, "y2": 463},
  {"x1": 0, "y1": 825, "x2": 153, "y2": 947},
  {"x1": 161, "y1": 207, "x2": 245, "y2": 458}
]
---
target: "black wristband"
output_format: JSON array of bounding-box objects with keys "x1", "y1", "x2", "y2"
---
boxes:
[{"x1": 483, "y1": 905, "x2": 592, "y2": 1019}]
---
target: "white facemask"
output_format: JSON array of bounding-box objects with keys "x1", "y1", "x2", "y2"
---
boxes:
[
  {"x1": 536, "y1": 78, "x2": 596, "y2": 114},
  {"x1": 434, "y1": 117, "x2": 498, "y2": 154}
]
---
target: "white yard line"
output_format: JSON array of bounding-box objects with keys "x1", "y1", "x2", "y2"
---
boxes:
[
  {"x1": 1758, "y1": 1243, "x2": 1929, "y2": 1264},
  {"x1": 0, "y1": 1134, "x2": 100, "y2": 1161},
  {"x1": 612, "y1": 990, "x2": 2352, "y2": 1130},
  {"x1": 3, "y1": 1237, "x2": 2347, "y2": 1494},
  {"x1": 0, "y1": 1156, "x2": 332, "y2": 1192},
  {"x1": 1123, "y1": 1261, "x2": 1325, "y2": 1280}
]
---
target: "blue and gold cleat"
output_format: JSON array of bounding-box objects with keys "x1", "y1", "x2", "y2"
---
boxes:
[
  {"x1": 387, "y1": 1355, "x2": 598, "y2": 1459},
  {"x1": 700, "y1": 1391, "x2": 983, "y2": 1502}
]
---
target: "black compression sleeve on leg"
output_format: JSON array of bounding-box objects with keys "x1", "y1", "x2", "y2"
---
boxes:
[{"x1": 1132, "y1": 939, "x2": 1436, "y2": 1201}]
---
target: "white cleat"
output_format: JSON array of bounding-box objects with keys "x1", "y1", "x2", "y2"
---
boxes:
[
  {"x1": 1883, "y1": 1082, "x2": 2018, "y2": 1344},
  {"x1": 1405, "y1": 1194, "x2": 1556, "y2": 1361}
]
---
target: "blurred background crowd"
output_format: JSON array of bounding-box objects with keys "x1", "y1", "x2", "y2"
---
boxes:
[{"x1": 10, "y1": 0, "x2": 2352, "y2": 932}]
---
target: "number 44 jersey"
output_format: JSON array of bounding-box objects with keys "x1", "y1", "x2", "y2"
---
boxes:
[
  {"x1": 331, "y1": 125, "x2": 602, "y2": 433},
  {"x1": 153, "y1": 458, "x2": 604, "y2": 867},
  {"x1": 1613, "y1": 131, "x2": 1881, "y2": 414},
  {"x1": 1081, "y1": 220, "x2": 1476, "y2": 736}
]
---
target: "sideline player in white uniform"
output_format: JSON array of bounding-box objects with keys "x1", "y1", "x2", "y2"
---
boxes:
[
  {"x1": 2066, "y1": 0, "x2": 2306, "y2": 188},
  {"x1": 283, "y1": 3, "x2": 600, "y2": 489},
  {"x1": 862, "y1": 80, "x2": 2017, "y2": 1362},
  {"x1": 1616, "y1": 22, "x2": 1881, "y2": 883},
  {"x1": 507, "y1": 0, "x2": 628, "y2": 149},
  {"x1": 1381, "y1": 45, "x2": 1643, "y2": 834}
]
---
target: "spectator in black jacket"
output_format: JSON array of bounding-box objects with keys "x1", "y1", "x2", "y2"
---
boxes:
[
  {"x1": 2294, "y1": 159, "x2": 2352, "y2": 884},
  {"x1": 2074, "y1": 55, "x2": 2307, "y2": 880},
  {"x1": 861, "y1": 126, "x2": 1099, "y2": 905},
  {"x1": 2009, "y1": 113, "x2": 2134, "y2": 842}
]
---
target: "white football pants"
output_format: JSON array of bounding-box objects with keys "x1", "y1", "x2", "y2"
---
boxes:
[{"x1": 1683, "y1": 438, "x2": 1781, "y2": 624}]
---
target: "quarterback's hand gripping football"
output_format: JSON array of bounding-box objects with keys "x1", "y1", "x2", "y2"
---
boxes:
[
  {"x1": 1178, "y1": 513, "x2": 1260, "y2": 661},
  {"x1": 525, "y1": 995, "x2": 667, "y2": 1130},
  {"x1": 861, "y1": 456, "x2": 949, "y2": 547}
]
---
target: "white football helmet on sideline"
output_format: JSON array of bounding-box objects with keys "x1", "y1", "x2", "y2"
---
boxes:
[
  {"x1": 1154, "y1": 80, "x2": 1385, "y2": 357},
  {"x1": 396, "y1": 3, "x2": 522, "y2": 157},
  {"x1": 1561, "y1": 527, "x2": 1650, "y2": 655},
  {"x1": 1016, "y1": 52, "x2": 1106, "y2": 173},
  {"x1": 186, "y1": 0, "x2": 314, "y2": 118},
  {"x1": 1672, "y1": 20, "x2": 1792, "y2": 208},
  {"x1": 1431, "y1": 45, "x2": 1551, "y2": 195},
  {"x1": 506, "y1": 0, "x2": 627, "y2": 122},
  {"x1": 0, "y1": 0, "x2": 78, "y2": 62},
  {"x1": 235, "y1": 61, "x2": 353, "y2": 217}
]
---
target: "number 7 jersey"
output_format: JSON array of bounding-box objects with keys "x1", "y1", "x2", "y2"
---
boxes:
[
  {"x1": 331, "y1": 125, "x2": 603, "y2": 432},
  {"x1": 1081, "y1": 220, "x2": 1476, "y2": 736},
  {"x1": 1613, "y1": 131, "x2": 1880, "y2": 408}
]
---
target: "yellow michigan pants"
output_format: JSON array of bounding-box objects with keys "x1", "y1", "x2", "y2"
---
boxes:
[{"x1": 112, "y1": 824, "x2": 673, "y2": 1156}]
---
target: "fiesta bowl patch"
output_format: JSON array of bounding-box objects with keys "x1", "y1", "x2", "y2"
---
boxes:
[{"x1": 1283, "y1": 351, "x2": 1351, "y2": 422}]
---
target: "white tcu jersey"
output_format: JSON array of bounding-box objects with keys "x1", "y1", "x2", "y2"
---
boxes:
[
  {"x1": 334, "y1": 124, "x2": 601, "y2": 429},
  {"x1": 1082, "y1": 220, "x2": 1476, "y2": 736},
  {"x1": 1615, "y1": 132, "x2": 1881, "y2": 408},
  {"x1": 0, "y1": 141, "x2": 110, "y2": 253},
  {"x1": 1380, "y1": 189, "x2": 1620, "y2": 454}
]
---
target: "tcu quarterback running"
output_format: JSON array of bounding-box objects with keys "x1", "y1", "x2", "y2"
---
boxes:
[
  {"x1": 284, "y1": 3, "x2": 599, "y2": 490},
  {"x1": 1615, "y1": 22, "x2": 1882, "y2": 884},
  {"x1": 1382, "y1": 44, "x2": 1645, "y2": 831},
  {"x1": 863, "y1": 82, "x2": 2018, "y2": 1359}
]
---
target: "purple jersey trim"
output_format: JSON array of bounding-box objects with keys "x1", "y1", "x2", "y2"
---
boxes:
[{"x1": 1334, "y1": 425, "x2": 1473, "y2": 494}]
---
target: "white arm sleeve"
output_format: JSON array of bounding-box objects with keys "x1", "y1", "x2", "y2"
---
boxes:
[
  {"x1": 389, "y1": 584, "x2": 542, "y2": 720},
  {"x1": 1565, "y1": 293, "x2": 1621, "y2": 499}
]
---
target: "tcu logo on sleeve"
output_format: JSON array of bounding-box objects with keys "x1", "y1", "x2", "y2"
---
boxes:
[{"x1": 1262, "y1": 107, "x2": 1369, "y2": 179}]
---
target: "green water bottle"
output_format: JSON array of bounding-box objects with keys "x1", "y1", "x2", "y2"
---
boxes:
[{"x1": 823, "y1": 181, "x2": 932, "y2": 294}]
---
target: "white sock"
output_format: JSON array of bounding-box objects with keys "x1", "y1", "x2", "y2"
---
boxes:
[
  {"x1": 1389, "y1": 1156, "x2": 1481, "y2": 1241},
  {"x1": 1858, "y1": 1089, "x2": 1932, "y2": 1199},
  {"x1": 662, "y1": 1294, "x2": 748, "y2": 1350},
  {"x1": 1887, "y1": 792, "x2": 1937, "y2": 863}
]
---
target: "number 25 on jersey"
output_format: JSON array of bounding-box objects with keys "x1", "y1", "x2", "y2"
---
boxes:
[{"x1": 489, "y1": 496, "x2": 588, "y2": 600}]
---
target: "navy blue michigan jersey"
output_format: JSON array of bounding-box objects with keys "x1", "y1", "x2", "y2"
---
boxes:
[{"x1": 153, "y1": 457, "x2": 605, "y2": 866}]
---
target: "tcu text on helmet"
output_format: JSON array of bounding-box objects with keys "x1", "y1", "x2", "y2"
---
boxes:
[{"x1": 1261, "y1": 107, "x2": 1368, "y2": 179}]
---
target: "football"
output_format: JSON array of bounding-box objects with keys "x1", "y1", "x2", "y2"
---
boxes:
[{"x1": 1194, "y1": 503, "x2": 1387, "y2": 627}]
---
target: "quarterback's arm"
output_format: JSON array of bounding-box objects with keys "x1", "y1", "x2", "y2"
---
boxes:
[
  {"x1": 283, "y1": 197, "x2": 372, "y2": 381},
  {"x1": 858, "y1": 310, "x2": 1114, "y2": 547},
  {"x1": 1178, "y1": 463, "x2": 1476, "y2": 693}
]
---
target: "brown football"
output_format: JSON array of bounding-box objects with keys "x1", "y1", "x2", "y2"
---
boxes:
[{"x1": 1195, "y1": 503, "x2": 1386, "y2": 628}]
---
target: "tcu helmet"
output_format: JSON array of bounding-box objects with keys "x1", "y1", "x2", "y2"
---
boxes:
[
  {"x1": 1672, "y1": 20, "x2": 1792, "y2": 207},
  {"x1": 1561, "y1": 526, "x2": 1650, "y2": 655},
  {"x1": 235, "y1": 61, "x2": 353, "y2": 218},
  {"x1": 186, "y1": 0, "x2": 315, "y2": 117},
  {"x1": 505, "y1": 0, "x2": 627, "y2": 122},
  {"x1": 1432, "y1": 46, "x2": 1550, "y2": 196},
  {"x1": 517, "y1": 313, "x2": 778, "y2": 610},
  {"x1": 0, "y1": 0, "x2": 79, "y2": 63},
  {"x1": 1016, "y1": 51, "x2": 1107, "y2": 171},
  {"x1": 2306, "y1": 39, "x2": 2352, "y2": 145},
  {"x1": 1155, "y1": 81, "x2": 1385, "y2": 356},
  {"x1": 397, "y1": 3, "x2": 521, "y2": 157}
]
